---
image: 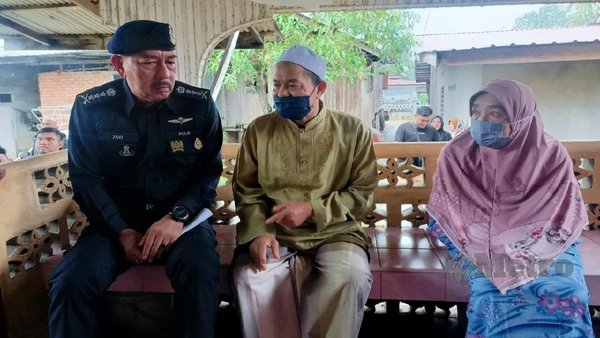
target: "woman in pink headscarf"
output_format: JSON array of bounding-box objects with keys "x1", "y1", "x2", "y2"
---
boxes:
[{"x1": 428, "y1": 79, "x2": 593, "y2": 337}]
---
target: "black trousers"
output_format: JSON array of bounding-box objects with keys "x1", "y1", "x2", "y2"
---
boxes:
[{"x1": 48, "y1": 221, "x2": 220, "y2": 338}]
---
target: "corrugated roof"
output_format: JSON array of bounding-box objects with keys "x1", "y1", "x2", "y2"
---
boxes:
[
  {"x1": 0, "y1": 6, "x2": 114, "y2": 35},
  {"x1": 416, "y1": 25, "x2": 600, "y2": 53},
  {"x1": 0, "y1": 49, "x2": 105, "y2": 57},
  {"x1": 0, "y1": 0, "x2": 73, "y2": 6},
  {"x1": 415, "y1": 61, "x2": 431, "y2": 83},
  {"x1": 0, "y1": 2, "x2": 273, "y2": 50}
]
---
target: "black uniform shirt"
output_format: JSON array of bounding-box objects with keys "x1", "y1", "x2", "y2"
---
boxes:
[
  {"x1": 68, "y1": 79, "x2": 223, "y2": 236},
  {"x1": 394, "y1": 122, "x2": 440, "y2": 142}
]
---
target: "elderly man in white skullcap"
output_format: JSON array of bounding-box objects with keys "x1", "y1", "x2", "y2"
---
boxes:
[{"x1": 232, "y1": 45, "x2": 377, "y2": 338}]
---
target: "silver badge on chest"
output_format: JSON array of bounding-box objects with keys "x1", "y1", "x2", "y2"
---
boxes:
[
  {"x1": 168, "y1": 116, "x2": 193, "y2": 124},
  {"x1": 119, "y1": 145, "x2": 135, "y2": 157}
]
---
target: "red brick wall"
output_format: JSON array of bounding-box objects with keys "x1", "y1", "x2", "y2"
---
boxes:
[{"x1": 37, "y1": 71, "x2": 114, "y2": 131}]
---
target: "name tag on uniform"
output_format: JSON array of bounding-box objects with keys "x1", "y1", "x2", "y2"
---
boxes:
[{"x1": 99, "y1": 132, "x2": 138, "y2": 142}]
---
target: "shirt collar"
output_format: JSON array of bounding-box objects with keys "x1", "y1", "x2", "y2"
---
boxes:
[
  {"x1": 122, "y1": 79, "x2": 171, "y2": 115},
  {"x1": 303, "y1": 100, "x2": 327, "y2": 130},
  {"x1": 122, "y1": 80, "x2": 136, "y2": 117},
  {"x1": 281, "y1": 100, "x2": 327, "y2": 131}
]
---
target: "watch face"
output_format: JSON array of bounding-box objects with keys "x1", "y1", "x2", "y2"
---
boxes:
[{"x1": 172, "y1": 206, "x2": 189, "y2": 221}]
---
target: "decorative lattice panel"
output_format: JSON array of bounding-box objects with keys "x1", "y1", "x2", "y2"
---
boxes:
[
  {"x1": 7, "y1": 222, "x2": 59, "y2": 278},
  {"x1": 588, "y1": 204, "x2": 600, "y2": 230},
  {"x1": 34, "y1": 163, "x2": 72, "y2": 208},
  {"x1": 361, "y1": 206, "x2": 387, "y2": 227},
  {"x1": 573, "y1": 158, "x2": 594, "y2": 189},
  {"x1": 211, "y1": 200, "x2": 237, "y2": 225},
  {"x1": 377, "y1": 158, "x2": 426, "y2": 188},
  {"x1": 66, "y1": 208, "x2": 89, "y2": 246},
  {"x1": 402, "y1": 203, "x2": 429, "y2": 226},
  {"x1": 362, "y1": 203, "x2": 429, "y2": 228},
  {"x1": 222, "y1": 156, "x2": 236, "y2": 182}
]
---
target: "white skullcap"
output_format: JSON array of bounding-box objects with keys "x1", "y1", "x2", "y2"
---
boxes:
[{"x1": 277, "y1": 45, "x2": 326, "y2": 80}]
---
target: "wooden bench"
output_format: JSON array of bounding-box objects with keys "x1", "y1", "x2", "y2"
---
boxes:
[{"x1": 1, "y1": 141, "x2": 599, "y2": 338}]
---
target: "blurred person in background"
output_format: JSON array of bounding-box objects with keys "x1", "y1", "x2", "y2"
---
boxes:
[
  {"x1": 430, "y1": 115, "x2": 452, "y2": 141},
  {"x1": 18, "y1": 127, "x2": 65, "y2": 159},
  {"x1": 0, "y1": 146, "x2": 12, "y2": 164},
  {"x1": 447, "y1": 117, "x2": 465, "y2": 138}
]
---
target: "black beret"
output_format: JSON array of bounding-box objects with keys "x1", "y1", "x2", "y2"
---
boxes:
[{"x1": 107, "y1": 20, "x2": 176, "y2": 55}]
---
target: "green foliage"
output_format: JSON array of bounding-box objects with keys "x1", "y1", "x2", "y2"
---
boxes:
[
  {"x1": 206, "y1": 10, "x2": 419, "y2": 91},
  {"x1": 417, "y1": 93, "x2": 429, "y2": 106},
  {"x1": 569, "y1": 3, "x2": 600, "y2": 26},
  {"x1": 206, "y1": 49, "x2": 262, "y2": 90},
  {"x1": 514, "y1": 5, "x2": 570, "y2": 29},
  {"x1": 514, "y1": 3, "x2": 600, "y2": 29}
]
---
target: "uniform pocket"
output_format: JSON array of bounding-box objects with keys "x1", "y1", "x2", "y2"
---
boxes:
[
  {"x1": 97, "y1": 132, "x2": 140, "y2": 178},
  {"x1": 98, "y1": 132, "x2": 139, "y2": 158},
  {"x1": 163, "y1": 128, "x2": 204, "y2": 171},
  {"x1": 166, "y1": 129, "x2": 204, "y2": 155}
]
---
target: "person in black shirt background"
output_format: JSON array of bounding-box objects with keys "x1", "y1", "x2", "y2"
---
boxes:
[{"x1": 394, "y1": 106, "x2": 440, "y2": 167}]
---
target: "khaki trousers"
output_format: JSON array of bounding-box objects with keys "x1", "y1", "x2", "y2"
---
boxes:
[{"x1": 233, "y1": 242, "x2": 372, "y2": 338}]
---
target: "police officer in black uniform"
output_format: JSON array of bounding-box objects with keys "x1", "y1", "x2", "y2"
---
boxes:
[{"x1": 48, "y1": 20, "x2": 222, "y2": 338}]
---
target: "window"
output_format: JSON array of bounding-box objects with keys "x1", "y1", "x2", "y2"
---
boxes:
[{"x1": 0, "y1": 94, "x2": 12, "y2": 103}]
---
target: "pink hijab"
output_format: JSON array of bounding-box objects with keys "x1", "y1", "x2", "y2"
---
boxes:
[{"x1": 428, "y1": 79, "x2": 587, "y2": 294}]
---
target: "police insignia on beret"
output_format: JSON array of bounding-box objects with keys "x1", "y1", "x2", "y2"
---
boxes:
[
  {"x1": 108, "y1": 20, "x2": 176, "y2": 55},
  {"x1": 169, "y1": 25, "x2": 176, "y2": 45}
]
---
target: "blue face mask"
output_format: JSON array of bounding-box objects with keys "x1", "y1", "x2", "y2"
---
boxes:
[
  {"x1": 470, "y1": 119, "x2": 511, "y2": 149},
  {"x1": 274, "y1": 87, "x2": 317, "y2": 120}
]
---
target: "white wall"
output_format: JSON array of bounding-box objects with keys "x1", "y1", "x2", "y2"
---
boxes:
[
  {"x1": 431, "y1": 65, "x2": 482, "y2": 127},
  {"x1": 483, "y1": 60, "x2": 600, "y2": 141},
  {"x1": 431, "y1": 60, "x2": 600, "y2": 141},
  {"x1": 0, "y1": 66, "x2": 42, "y2": 157},
  {"x1": 0, "y1": 105, "x2": 17, "y2": 158}
]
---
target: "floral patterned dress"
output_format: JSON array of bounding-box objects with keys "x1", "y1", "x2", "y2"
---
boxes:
[{"x1": 429, "y1": 220, "x2": 594, "y2": 338}]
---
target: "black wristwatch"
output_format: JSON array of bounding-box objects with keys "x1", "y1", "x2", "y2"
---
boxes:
[{"x1": 169, "y1": 205, "x2": 190, "y2": 224}]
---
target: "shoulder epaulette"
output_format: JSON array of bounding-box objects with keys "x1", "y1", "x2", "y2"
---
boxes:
[
  {"x1": 76, "y1": 80, "x2": 121, "y2": 106},
  {"x1": 172, "y1": 81, "x2": 210, "y2": 101}
]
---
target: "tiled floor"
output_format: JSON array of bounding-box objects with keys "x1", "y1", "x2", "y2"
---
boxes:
[
  {"x1": 214, "y1": 301, "x2": 600, "y2": 338},
  {"x1": 214, "y1": 301, "x2": 467, "y2": 338},
  {"x1": 106, "y1": 298, "x2": 600, "y2": 337}
]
